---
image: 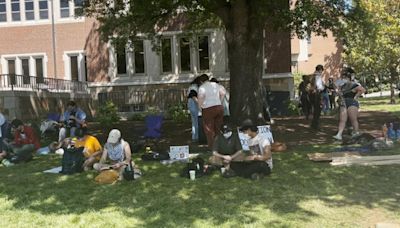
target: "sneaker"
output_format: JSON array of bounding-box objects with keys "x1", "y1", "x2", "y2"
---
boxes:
[
  {"x1": 333, "y1": 134, "x2": 342, "y2": 140},
  {"x1": 222, "y1": 169, "x2": 236, "y2": 178},
  {"x1": 250, "y1": 173, "x2": 265, "y2": 180},
  {"x1": 351, "y1": 132, "x2": 361, "y2": 138}
]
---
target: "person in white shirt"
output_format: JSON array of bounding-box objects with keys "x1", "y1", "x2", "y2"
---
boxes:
[
  {"x1": 197, "y1": 74, "x2": 226, "y2": 149},
  {"x1": 223, "y1": 119, "x2": 272, "y2": 180},
  {"x1": 310, "y1": 64, "x2": 325, "y2": 130}
]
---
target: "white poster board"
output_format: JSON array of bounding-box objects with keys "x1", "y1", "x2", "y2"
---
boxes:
[
  {"x1": 169, "y1": 145, "x2": 190, "y2": 160},
  {"x1": 238, "y1": 125, "x2": 274, "y2": 151}
]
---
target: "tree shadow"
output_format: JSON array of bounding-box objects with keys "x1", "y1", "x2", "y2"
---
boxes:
[{"x1": 0, "y1": 111, "x2": 399, "y2": 226}]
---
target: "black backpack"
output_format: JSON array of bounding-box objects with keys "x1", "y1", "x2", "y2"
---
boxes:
[
  {"x1": 180, "y1": 157, "x2": 205, "y2": 179},
  {"x1": 60, "y1": 147, "x2": 85, "y2": 175}
]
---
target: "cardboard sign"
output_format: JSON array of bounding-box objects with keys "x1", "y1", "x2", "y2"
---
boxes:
[
  {"x1": 169, "y1": 145, "x2": 190, "y2": 160},
  {"x1": 238, "y1": 125, "x2": 274, "y2": 151}
]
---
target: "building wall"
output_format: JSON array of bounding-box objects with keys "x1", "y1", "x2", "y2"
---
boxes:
[{"x1": 291, "y1": 31, "x2": 343, "y2": 80}]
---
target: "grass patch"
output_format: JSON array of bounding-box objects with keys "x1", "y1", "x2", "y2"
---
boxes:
[
  {"x1": 360, "y1": 96, "x2": 400, "y2": 118},
  {"x1": 1, "y1": 96, "x2": 400, "y2": 227}
]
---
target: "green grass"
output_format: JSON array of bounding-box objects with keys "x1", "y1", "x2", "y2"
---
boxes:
[
  {"x1": 359, "y1": 96, "x2": 400, "y2": 118},
  {"x1": 1, "y1": 96, "x2": 400, "y2": 227}
]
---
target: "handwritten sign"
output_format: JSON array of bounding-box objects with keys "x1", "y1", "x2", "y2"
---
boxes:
[
  {"x1": 169, "y1": 145, "x2": 190, "y2": 160},
  {"x1": 238, "y1": 125, "x2": 274, "y2": 151}
]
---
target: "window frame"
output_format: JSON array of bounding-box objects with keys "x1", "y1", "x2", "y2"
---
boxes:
[
  {"x1": 11, "y1": 0, "x2": 21, "y2": 22},
  {"x1": 24, "y1": 0, "x2": 35, "y2": 21},
  {"x1": 160, "y1": 37, "x2": 173, "y2": 74},
  {"x1": 0, "y1": 0, "x2": 7, "y2": 22}
]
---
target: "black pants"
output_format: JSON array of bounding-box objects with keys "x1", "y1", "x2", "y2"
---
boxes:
[
  {"x1": 230, "y1": 161, "x2": 271, "y2": 178},
  {"x1": 311, "y1": 91, "x2": 322, "y2": 129}
]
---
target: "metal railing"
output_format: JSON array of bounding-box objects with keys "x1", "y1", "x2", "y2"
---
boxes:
[
  {"x1": 98, "y1": 88, "x2": 188, "y2": 112},
  {"x1": 0, "y1": 74, "x2": 88, "y2": 93}
]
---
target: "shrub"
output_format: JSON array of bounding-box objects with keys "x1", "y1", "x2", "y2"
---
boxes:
[
  {"x1": 167, "y1": 102, "x2": 189, "y2": 122},
  {"x1": 96, "y1": 101, "x2": 120, "y2": 127},
  {"x1": 286, "y1": 100, "x2": 301, "y2": 116}
]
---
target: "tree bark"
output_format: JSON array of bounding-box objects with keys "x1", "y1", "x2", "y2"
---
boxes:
[{"x1": 222, "y1": 0, "x2": 265, "y2": 126}]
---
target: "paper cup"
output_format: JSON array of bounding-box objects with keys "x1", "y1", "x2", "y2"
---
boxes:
[
  {"x1": 221, "y1": 167, "x2": 226, "y2": 174},
  {"x1": 189, "y1": 170, "x2": 196, "y2": 180}
]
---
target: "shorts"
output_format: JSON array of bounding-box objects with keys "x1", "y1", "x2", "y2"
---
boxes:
[{"x1": 344, "y1": 98, "x2": 359, "y2": 108}]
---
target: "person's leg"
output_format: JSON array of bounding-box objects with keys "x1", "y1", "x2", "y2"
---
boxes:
[
  {"x1": 12, "y1": 144, "x2": 35, "y2": 162},
  {"x1": 83, "y1": 157, "x2": 98, "y2": 170},
  {"x1": 58, "y1": 127, "x2": 67, "y2": 142},
  {"x1": 208, "y1": 155, "x2": 223, "y2": 166},
  {"x1": 311, "y1": 92, "x2": 322, "y2": 129},
  {"x1": 202, "y1": 107, "x2": 214, "y2": 149},
  {"x1": 333, "y1": 106, "x2": 348, "y2": 140},
  {"x1": 347, "y1": 106, "x2": 360, "y2": 134},
  {"x1": 93, "y1": 162, "x2": 112, "y2": 171},
  {"x1": 214, "y1": 105, "x2": 224, "y2": 136}
]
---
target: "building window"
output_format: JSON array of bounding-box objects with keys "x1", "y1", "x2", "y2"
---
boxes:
[
  {"x1": 8, "y1": 59, "x2": 16, "y2": 85},
  {"x1": 161, "y1": 38, "x2": 172, "y2": 73},
  {"x1": 133, "y1": 40, "x2": 145, "y2": 74},
  {"x1": 24, "y1": 0, "x2": 34, "y2": 20},
  {"x1": 116, "y1": 44, "x2": 127, "y2": 75},
  {"x1": 198, "y1": 36, "x2": 209, "y2": 71},
  {"x1": 21, "y1": 58, "x2": 30, "y2": 84},
  {"x1": 60, "y1": 0, "x2": 69, "y2": 18},
  {"x1": 39, "y1": 0, "x2": 48, "y2": 19},
  {"x1": 35, "y1": 58, "x2": 44, "y2": 83},
  {"x1": 70, "y1": 56, "x2": 79, "y2": 81},
  {"x1": 74, "y1": 0, "x2": 83, "y2": 16},
  {"x1": 180, "y1": 37, "x2": 191, "y2": 72},
  {"x1": 11, "y1": 0, "x2": 21, "y2": 21},
  {"x1": 0, "y1": 0, "x2": 6, "y2": 22}
]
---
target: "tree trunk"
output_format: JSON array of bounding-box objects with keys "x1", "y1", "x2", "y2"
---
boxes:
[
  {"x1": 390, "y1": 67, "x2": 397, "y2": 104},
  {"x1": 223, "y1": 0, "x2": 265, "y2": 126}
]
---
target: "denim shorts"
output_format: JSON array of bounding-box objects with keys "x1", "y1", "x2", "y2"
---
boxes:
[{"x1": 345, "y1": 98, "x2": 359, "y2": 108}]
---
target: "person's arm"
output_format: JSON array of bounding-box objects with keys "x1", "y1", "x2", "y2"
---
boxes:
[
  {"x1": 230, "y1": 150, "x2": 243, "y2": 160},
  {"x1": 353, "y1": 85, "x2": 366, "y2": 99},
  {"x1": 219, "y1": 85, "x2": 226, "y2": 103},
  {"x1": 254, "y1": 145, "x2": 272, "y2": 161},
  {"x1": 99, "y1": 147, "x2": 108, "y2": 164},
  {"x1": 197, "y1": 87, "x2": 205, "y2": 108}
]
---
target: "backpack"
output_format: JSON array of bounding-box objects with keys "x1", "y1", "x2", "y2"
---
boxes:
[
  {"x1": 122, "y1": 161, "x2": 142, "y2": 181},
  {"x1": 180, "y1": 157, "x2": 205, "y2": 179},
  {"x1": 60, "y1": 147, "x2": 85, "y2": 175},
  {"x1": 141, "y1": 152, "x2": 170, "y2": 161}
]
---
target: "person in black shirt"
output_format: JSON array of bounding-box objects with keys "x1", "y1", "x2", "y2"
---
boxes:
[{"x1": 333, "y1": 70, "x2": 366, "y2": 140}]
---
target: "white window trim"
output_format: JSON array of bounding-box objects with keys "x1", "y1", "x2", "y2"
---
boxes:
[
  {"x1": 178, "y1": 36, "x2": 193, "y2": 74},
  {"x1": 196, "y1": 35, "x2": 211, "y2": 73},
  {"x1": 63, "y1": 50, "x2": 86, "y2": 81},
  {"x1": 1, "y1": 52, "x2": 48, "y2": 77},
  {"x1": 110, "y1": 40, "x2": 148, "y2": 79}
]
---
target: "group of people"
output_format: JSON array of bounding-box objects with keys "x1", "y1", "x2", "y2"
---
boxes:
[
  {"x1": 298, "y1": 65, "x2": 366, "y2": 140},
  {"x1": 187, "y1": 74, "x2": 229, "y2": 149},
  {"x1": 0, "y1": 101, "x2": 135, "y2": 181}
]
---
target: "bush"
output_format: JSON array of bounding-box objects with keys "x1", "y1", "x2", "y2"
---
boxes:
[
  {"x1": 166, "y1": 102, "x2": 189, "y2": 122},
  {"x1": 96, "y1": 101, "x2": 120, "y2": 127},
  {"x1": 286, "y1": 100, "x2": 301, "y2": 116}
]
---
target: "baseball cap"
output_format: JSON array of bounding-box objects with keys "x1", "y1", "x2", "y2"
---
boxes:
[
  {"x1": 239, "y1": 119, "x2": 254, "y2": 131},
  {"x1": 107, "y1": 129, "x2": 121, "y2": 144}
]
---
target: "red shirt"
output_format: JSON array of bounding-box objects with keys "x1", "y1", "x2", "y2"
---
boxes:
[{"x1": 14, "y1": 126, "x2": 40, "y2": 150}]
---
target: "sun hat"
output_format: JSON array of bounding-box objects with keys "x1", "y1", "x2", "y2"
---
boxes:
[{"x1": 107, "y1": 129, "x2": 121, "y2": 144}]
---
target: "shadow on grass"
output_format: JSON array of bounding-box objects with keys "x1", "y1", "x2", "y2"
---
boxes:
[{"x1": 1, "y1": 148, "x2": 400, "y2": 227}]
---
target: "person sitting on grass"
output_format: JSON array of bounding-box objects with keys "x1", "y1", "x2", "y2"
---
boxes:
[
  {"x1": 0, "y1": 119, "x2": 40, "y2": 166},
  {"x1": 208, "y1": 124, "x2": 243, "y2": 170},
  {"x1": 223, "y1": 119, "x2": 272, "y2": 180},
  {"x1": 72, "y1": 127, "x2": 102, "y2": 171},
  {"x1": 93, "y1": 129, "x2": 133, "y2": 180}
]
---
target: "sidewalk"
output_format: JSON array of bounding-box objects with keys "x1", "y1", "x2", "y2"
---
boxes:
[{"x1": 364, "y1": 90, "x2": 399, "y2": 98}]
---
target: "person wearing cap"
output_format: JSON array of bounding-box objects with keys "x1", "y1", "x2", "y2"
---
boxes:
[
  {"x1": 197, "y1": 74, "x2": 226, "y2": 149},
  {"x1": 208, "y1": 124, "x2": 243, "y2": 168},
  {"x1": 226, "y1": 119, "x2": 272, "y2": 179},
  {"x1": 72, "y1": 128, "x2": 102, "y2": 171},
  {"x1": 0, "y1": 119, "x2": 40, "y2": 165},
  {"x1": 58, "y1": 100, "x2": 87, "y2": 142},
  {"x1": 93, "y1": 129, "x2": 133, "y2": 179}
]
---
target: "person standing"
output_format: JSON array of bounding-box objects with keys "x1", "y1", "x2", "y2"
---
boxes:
[
  {"x1": 310, "y1": 65, "x2": 325, "y2": 130},
  {"x1": 333, "y1": 71, "x2": 366, "y2": 140},
  {"x1": 59, "y1": 101, "x2": 87, "y2": 142},
  {"x1": 187, "y1": 77, "x2": 201, "y2": 142},
  {"x1": 198, "y1": 74, "x2": 226, "y2": 149},
  {"x1": 298, "y1": 75, "x2": 312, "y2": 120}
]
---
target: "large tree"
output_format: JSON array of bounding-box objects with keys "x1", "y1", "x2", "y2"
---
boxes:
[
  {"x1": 341, "y1": 0, "x2": 400, "y2": 103},
  {"x1": 82, "y1": 0, "x2": 347, "y2": 125}
]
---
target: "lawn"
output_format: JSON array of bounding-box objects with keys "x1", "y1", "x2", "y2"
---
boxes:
[{"x1": 1, "y1": 96, "x2": 400, "y2": 227}]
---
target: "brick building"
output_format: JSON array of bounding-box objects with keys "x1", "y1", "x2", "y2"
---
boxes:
[{"x1": 0, "y1": 0, "x2": 295, "y2": 119}]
